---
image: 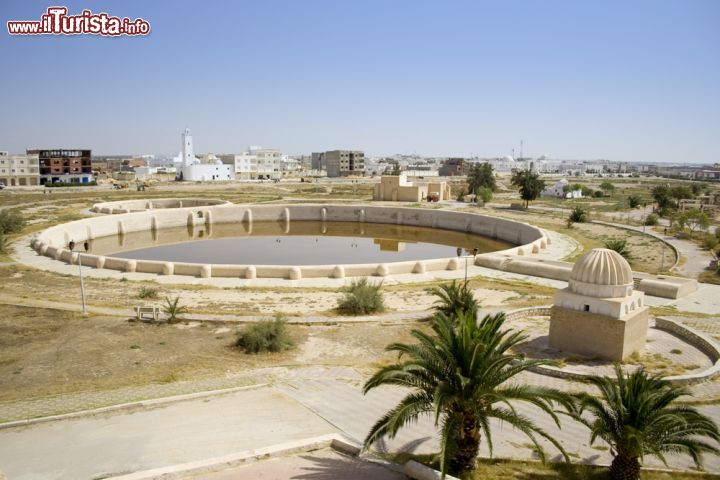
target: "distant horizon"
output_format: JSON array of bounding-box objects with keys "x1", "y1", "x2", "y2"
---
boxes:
[{"x1": 2, "y1": 1, "x2": 719, "y2": 163}]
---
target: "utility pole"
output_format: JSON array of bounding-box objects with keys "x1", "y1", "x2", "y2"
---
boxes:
[{"x1": 68, "y1": 240, "x2": 89, "y2": 316}]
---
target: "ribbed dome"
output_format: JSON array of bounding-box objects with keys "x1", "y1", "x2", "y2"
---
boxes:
[{"x1": 570, "y1": 248, "x2": 633, "y2": 287}]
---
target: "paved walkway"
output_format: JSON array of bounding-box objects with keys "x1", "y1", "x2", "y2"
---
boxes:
[
  {"x1": 594, "y1": 220, "x2": 712, "y2": 278},
  {"x1": 1, "y1": 366, "x2": 718, "y2": 480}
]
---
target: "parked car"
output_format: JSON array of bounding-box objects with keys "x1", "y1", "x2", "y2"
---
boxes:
[{"x1": 0, "y1": 182, "x2": 5, "y2": 190}]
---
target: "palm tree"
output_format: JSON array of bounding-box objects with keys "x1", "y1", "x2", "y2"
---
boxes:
[
  {"x1": 363, "y1": 312, "x2": 571, "y2": 477},
  {"x1": 163, "y1": 296, "x2": 188, "y2": 323},
  {"x1": 428, "y1": 280, "x2": 479, "y2": 318},
  {"x1": 572, "y1": 365, "x2": 719, "y2": 480}
]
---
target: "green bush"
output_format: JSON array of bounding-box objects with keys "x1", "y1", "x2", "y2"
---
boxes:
[
  {"x1": 644, "y1": 214, "x2": 659, "y2": 226},
  {"x1": 0, "y1": 233, "x2": 8, "y2": 254},
  {"x1": 604, "y1": 239, "x2": 633, "y2": 261},
  {"x1": 0, "y1": 209, "x2": 25, "y2": 235},
  {"x1": 235, "y1": 315, "x2": 293, "y2": 354},
  {"x1": 337, "y1": 278, "x2": 385, "y2": 315},
  {"x1": 138, "y1": 286, "x2": 159, "y2": 299},
  {"x1": 476, "y1": 186, "x2": 492, "y2": 204},
  {"x1": 703, "y1": 234, "x2": 718, "y2": 251},
  {"x1": 593, "y1": 190, "x2": 604, "y2": 198},
  {"x1": 163, "y1": 296, "x2": 188, "y2": 323},
  {"x1": 568, "y1": 206, "x2": 589, "y2": 223},
  {"x1": 429, "y1": 280, "x2": 478, "y2": 318},
  {"x1": 627, "y1": 195, "x2": 642, "y2": 209}
]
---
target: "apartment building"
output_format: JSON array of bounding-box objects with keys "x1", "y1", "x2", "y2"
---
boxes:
[
  {"x1": 0, "y1": 151, "x2": 40, "y2": 186},
  {"x1": 27, "y1": 149, "x2": 93, "y2": 184},
  {"x1": 316, "y1": 150, "x2": 365, "y2": 177}
]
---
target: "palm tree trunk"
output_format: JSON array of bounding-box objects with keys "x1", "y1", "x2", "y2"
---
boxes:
[
  {"x1": 449, "y1": 415, "x2": 480, "y2": 474},
  {"x1": 609, "y1": 453, "x2": 641, "y2": 480}
]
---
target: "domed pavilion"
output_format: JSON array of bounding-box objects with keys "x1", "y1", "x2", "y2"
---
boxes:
[{"x1": 549, "y1": 248, "x2": 649, "y2": 361}]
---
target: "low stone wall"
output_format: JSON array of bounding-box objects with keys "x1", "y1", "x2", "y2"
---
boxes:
[
  {"x1": 32, "y1": 203, "x2": 549, "y2": 280},
  {"x1": 90, "y1": 198, "x2": 231, "y2": 214},
  {"x1": 476, "y1": 255, "x2": 696, "y2": 300},
  {"x1": 504, "y1": 307, "x2": 720, "y2": 385},
  {"x1": 655, "y1": 317, "x2": 720, "y2": 385}
]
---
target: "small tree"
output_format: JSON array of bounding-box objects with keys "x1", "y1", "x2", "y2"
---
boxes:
[
  {"x1": 510, "y1": 169, "x2": 545, "y2": 208},
  {"x1": 163, "y1": 296, "x2": 188, "y2": 323},
  {"x1": 568, "y1": 206, "x2": 589, "y2": 224},
  {"x1": 580, "y1": 185, "x2": 594, "y2": 197},
  {"x1": 670, "y1": 185, "x2": 693, "y2": 202},
  {"x1": 363, "y1": 312, "x2": 571, "y2": 477},
  {"x1": 651, "y1": 185, "x2": 673, "y2": 212},
  {"x1": 467, "y1": 162, "x2": 496, "y2": 194},
  {"x1": 572, "y1": 366, "x2": 720, "y2": 480},
  {"x1": 475, "y1": 186, "x2": 492, "y2": 204},
  {"x1": 627, "y1": 195, "x2": 642, "y2": 209},
  {"x1": 686, "y1": 208, "x2": 710, "y2": 232},
  {"x1": 600, "y1": 180, "x2": 616, "y2": 196}
]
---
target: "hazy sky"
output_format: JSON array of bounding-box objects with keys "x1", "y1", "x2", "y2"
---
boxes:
[{"x1": 1, "y1": 1, "x2": 718, "y2": 162}]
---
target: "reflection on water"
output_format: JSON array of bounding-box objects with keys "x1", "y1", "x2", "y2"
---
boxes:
[{"x1": 91, "y1": 221, "x2": 513, "y2": 266}]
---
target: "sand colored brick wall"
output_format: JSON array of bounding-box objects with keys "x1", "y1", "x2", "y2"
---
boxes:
[{"x1": 548, "y1": 305, "x2": 648, "y2": 361}]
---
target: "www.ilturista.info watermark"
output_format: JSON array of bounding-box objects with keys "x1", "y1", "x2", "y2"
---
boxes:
[{"x1": 7, "y1": 7, "x2": 150, "y2": 36}]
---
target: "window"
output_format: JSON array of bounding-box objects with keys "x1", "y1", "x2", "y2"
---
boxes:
[{"x1": 583, "y1": 305, "x2": 590, "y2": 312}]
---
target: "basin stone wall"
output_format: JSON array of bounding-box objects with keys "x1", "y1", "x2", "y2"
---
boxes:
[
  {"x1": 90, "y1": 198, "x2": 231, "y2": 215},
  {"x1": 33, "y1": 204, "x2": 548, "y2": 280}
]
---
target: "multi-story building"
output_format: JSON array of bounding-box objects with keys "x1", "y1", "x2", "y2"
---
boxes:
[
  {"x1": 219, "y1": 146, "x2": 282, "y2": 180},
  {"x1": 0, "y1": 151, "x2": 40, "y2": 186},
  {"x1": 27, "y1": 148, "x2": 93, "y2": 185},
  {"x1": 439, "y1": 157, "x2": 470, "y2": 176},
  {"x1": 316, "y1": 150, "x2": 365, "y2": 177}
]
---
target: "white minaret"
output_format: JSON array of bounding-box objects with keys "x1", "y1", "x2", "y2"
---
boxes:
[{"x1": 182, "y1": 128, "x2": 195, "y2": 166}]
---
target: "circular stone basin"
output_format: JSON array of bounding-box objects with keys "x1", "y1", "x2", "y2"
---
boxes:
[
  {"x1": 31, "y1": 204, "x2": 549, "y2": 280},
  {"x1": 92, "y1": 221, "x2": 513, "y2": 266}
]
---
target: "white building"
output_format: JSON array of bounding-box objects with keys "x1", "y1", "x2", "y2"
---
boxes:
[
  {"x1": 0, "y1": 151, "x2": 40, "y2": 186},
  {"x1": 179, "y1": 129, "x2": 234, "y2": 182},
  {"x1": 541, "y1": 178, "x2": 582, "y2": 199},
  {"x1": 220, "y1": 146, "x2": 282, "y2": 179}
]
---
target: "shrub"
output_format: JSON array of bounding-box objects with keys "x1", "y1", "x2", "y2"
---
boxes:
[
  {"x1": 0, "y1": 233, "x2": 8, "y2": 254},
  {"x1": 703, "y1": 234, "x2": 718, "y2": 251},
  {"x1": 604, "y1": 239, "x2": 633, "y2": 261},
  {"x1": 581, "y1": 186, "x2": 594, "y2": 197},
  {"x1": 593, "y1": 190, "x2": 604, "y2": 198},
  {"x1": 337, "y1": 278, "x2": 385, "y2": 315},
  {"x1": 138, "y1": 286, "x2": 159, "y2": 299},
  {"x1": 163, "y1": 296, "x2": 188, "y2": 323},
  {"x1": 568, "y1": 206, "x2": 589, "y2": 223},
  {"x1": 627, "y1": 195, "x2": 642, "y2": 209},
  {"x1": 429, "y1": 280, "x2": 478, "y2": 318},
  {"x1": 235, "y1": 314, "x2": 293, "y2": 354},
  {"x1": 644, "y1": 214, "x2": 659, "y2": 226},
  {"x1": 0, "y1": 209, "x2": 25, "y2": 235},
  {"x1": 476, "y1": 186, "x2": 492, "y2": 204}
]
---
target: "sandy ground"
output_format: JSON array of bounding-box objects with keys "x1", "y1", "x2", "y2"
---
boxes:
[{"x1": 0, "y1": 305, "x2": 432, "y2": 403}]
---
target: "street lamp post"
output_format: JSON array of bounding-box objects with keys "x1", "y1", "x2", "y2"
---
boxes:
[
  {"x1": 457, "y1": 247, "x2": 480, "y2": 283},
  {"x1": 68, "y1": 239, "x2": 89, "y2": 315}
]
